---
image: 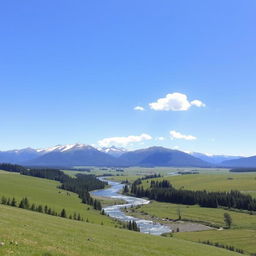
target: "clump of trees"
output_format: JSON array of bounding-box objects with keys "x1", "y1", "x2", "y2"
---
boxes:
[
  {"x1": 123, "y1": 220, "x2": 140, "y2": 232},
  {"x1": 123, "y1": 185, "x2": 129, "y2": 194},
  {"x1": 130, "y1": 179, "x2": 256, "y2": 211}
]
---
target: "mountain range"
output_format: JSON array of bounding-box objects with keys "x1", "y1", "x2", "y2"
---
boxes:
[{"x1": 0, "y1": 144, "x2": 252, "y2": 168}]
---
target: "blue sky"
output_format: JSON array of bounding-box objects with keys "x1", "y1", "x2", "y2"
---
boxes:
[{"x1": 0, "y1": 1, "x2": 255, "y2": 155}]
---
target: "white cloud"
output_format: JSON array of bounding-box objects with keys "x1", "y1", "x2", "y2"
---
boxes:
[
  {"x1": 156, "y1": 136, "x2": 165, "y2": 141},
  {"x1": 170, "y1": 130, "x2": 197, "y2": 140},
  {"x1": 149, "y1": 92, "x2": 205, "y2": 111},
  {"x1": 134, "y1": 106, "x2": 145, "y2": 111},
  {"x1": 98, "y1": 133, "x2": 152, "y2": 147},
  {"x1": 191, "y1": 100, "x2": 206, "y2": 107}
]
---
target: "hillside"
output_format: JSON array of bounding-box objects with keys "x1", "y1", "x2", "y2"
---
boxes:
[
  {"x1": 0, "y1": 205, "x2": 240, "y2": 256},
  {"x1": 0, "y1": 170, "x2": 114, "y2": 225}
]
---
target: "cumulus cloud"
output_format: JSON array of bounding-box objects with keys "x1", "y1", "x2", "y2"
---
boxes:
[
  {"x1": 149, "y1": 92, "x2": 205, "y2": 111},
  {"x1": 191, "y1": 100, "x2": 206, "y2": 107},
  {"x1": 98, "y1": 133, "x2": 152, "y2": 147},
  {"x1": 134, "y1": 106, "x2": 145, "y2": 111},
  {"x1": 170, "y1": 130, "x2": 197, "y2": 140}
]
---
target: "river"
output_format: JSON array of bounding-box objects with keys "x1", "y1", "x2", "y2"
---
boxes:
[{"x1": 91, "y1": 177, "x2": 171, "y2": 236}]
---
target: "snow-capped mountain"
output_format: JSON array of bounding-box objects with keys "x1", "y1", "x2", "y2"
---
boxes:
[
  {"x1": 27, "y1": 144, "x2": 121, "y2": 167},
  {"x1": 0, "y1": 144, "x2": 95, "y2": 165},
  {"x1": 36, "y1": 143, "x2": 93, "y2": 153},
  {"x1": 99, "y1": 146, "x2": 127, "y2": 157}
]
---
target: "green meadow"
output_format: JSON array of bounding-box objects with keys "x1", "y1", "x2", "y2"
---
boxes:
[{"x1": 131, "y1": 201, "x2": 256, "y2": 229}]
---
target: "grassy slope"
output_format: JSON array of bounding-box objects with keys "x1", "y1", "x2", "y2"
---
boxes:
[
  {"x1": 141, "y1": 173, "x2": 256, "y2": 196},
  {"x1": 0, "y1": 205, "x2": 240, "y2": 256},
  {"x1": 0, "y1": 171, "x2": 114, "y2": 226}
]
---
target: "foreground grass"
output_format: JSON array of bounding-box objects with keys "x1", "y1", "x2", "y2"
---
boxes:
[
  {"x1": 0, "y1": 171, "x2": 114, "y2": 226},
  {"x1": 175, "y1": 229, "x2": 256, "y2": 255},
  {"x1": 0, "y1": 205, "x2": 240, "y2": 256}
]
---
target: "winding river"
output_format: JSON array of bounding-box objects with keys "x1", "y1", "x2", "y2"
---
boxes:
[{"x1": 92, "y1": 178, "x2": 171, "y2": 236}]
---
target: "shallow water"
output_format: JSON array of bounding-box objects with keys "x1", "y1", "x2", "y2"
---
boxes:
[{"x1": 92, "y1": 178, "x2": 171, "y2": 236}]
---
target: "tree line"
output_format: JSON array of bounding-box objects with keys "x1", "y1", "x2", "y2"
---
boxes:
[
  {"x1": 0, "y1": 163, "x2": 27, "y2": 173},
  {"x1": 130, "y1": 179, "x2": 256, "y2": 211},
  {"x1": 200, "y1": 240, "x2": 245, "y2": 254},
  {"x1": 0, "y1": 195, "x2": 86, "y2": 221},
  {"x1": 0, "y1": 163, "x2": 105, "y2": 210},
  {"x1": 230, "y1": 168, "x2": 256, "y2": 173}
]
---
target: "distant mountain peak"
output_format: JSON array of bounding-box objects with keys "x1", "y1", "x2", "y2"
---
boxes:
[{"x1": 100, "y1": 146, "x2": 127, "y2": 157}]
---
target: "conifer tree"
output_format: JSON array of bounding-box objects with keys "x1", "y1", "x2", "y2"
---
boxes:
[
  {"x1": 60, "y1": 208, "x2": 67, "y2": 218},
  {"x1": 11, "y1": 197, "x2": 17, "y2": 207}
]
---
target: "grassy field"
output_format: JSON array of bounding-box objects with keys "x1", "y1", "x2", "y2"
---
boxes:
[
  {"x1": 175, "y1": 229, "x2": 256, "y2": 255},
  {"x1": 65, "y1": 167, "x2": 231, "y2": 179},
  {"x1": 131, "y1": 201, "x2": 256, "y2": 229},
  {"x1": 0, "y1": 205, "x2": 241, "y2": 256},
  {"x1": 0, "y1": 171, "x2": 114, "y2": 226},
  {"x1": 141, "y1": 173, "x2": 256, "y2": 197}
]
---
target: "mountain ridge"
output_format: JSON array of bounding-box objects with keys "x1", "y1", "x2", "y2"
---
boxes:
[{"x1": 0, "y1": 144, "x2": 251, "y2": 168}]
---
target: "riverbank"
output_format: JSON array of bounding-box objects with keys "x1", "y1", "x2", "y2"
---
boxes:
[{"x1": 123, "y1": 205, "x2": 214, "y2": 232}]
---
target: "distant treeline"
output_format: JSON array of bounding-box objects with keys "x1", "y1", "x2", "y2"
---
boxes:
[
  {"x1": 130, "y1": 179, "x2": 256, "y2": 211},
  {"x1": 0, "y1": 163, "x2": 105, "y2": 210},
  {"x1": 141, "y1": 173, "x2": 161, "y2": 180},
  {"x1": 0, "y1": 163, "x2": 27, "y2": 173},
  {"x1": 230, "y1": 168, "x2": 256, "y2": 173}
]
